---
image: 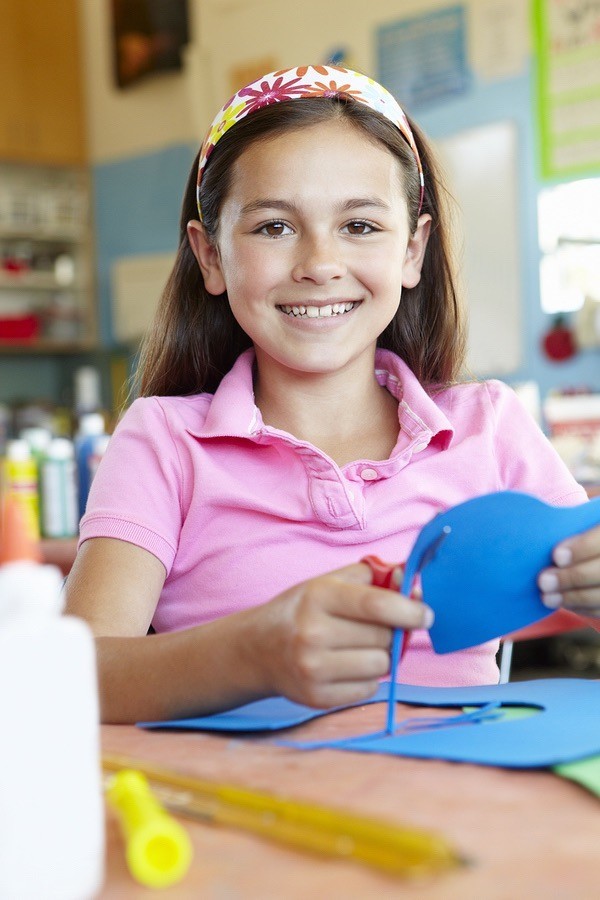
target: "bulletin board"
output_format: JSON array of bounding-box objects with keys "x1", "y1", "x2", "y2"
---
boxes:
[
  {"x1": 377, "y1": 6, "x2": 471, "y2": 110},
  {"x1": 533, "y1": 0, "x2": 600, "y2": 179}
]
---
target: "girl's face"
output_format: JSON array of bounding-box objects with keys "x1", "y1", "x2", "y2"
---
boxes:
[{"x1": 189, "y1": 119, "x2": 430, "y2": 384}]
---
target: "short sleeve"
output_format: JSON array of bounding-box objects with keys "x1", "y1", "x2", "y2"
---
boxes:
[
  {"x1": 486, "y1": 380, "x2": 588, "y2": 507},
  {"x1": 78, "y1": 398, "x2": 184, "y2": 573}
]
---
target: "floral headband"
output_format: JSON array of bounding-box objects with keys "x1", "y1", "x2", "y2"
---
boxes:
[{"x1": 196, "y1": 64, "x2": 424, "y2": 220}]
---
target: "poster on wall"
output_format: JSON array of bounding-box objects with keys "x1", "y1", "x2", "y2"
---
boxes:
[
  {"x1": 377, "y1": 6, "x2": 471, "y2": 110},
  {"x1": 533, "y1": 0, "x2": 600, "y2": 179}
]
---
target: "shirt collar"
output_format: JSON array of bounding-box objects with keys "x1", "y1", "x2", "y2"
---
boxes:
[
  {"x1": 375, "y1": 348, "x2": 454, "y2": 450},
  {"x1": 189, "y1": 346, "x2": 454, "y2": 448}
]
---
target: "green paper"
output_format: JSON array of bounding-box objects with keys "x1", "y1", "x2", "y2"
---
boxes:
[
  {"x1": 463, "y1": 705, "x2": 538, "y2": 721},
  {"x1": 554, "y1": 755, "x2": 600, "y2": 798}
]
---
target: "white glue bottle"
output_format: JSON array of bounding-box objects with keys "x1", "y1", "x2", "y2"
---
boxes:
[{"x1": 0, "y1": 497, "x2": 105, "y2": 899}]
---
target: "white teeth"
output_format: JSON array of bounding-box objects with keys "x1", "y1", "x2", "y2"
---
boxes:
[{"x1": 279, "y1": 302, "x2": 357, "y2": 317}]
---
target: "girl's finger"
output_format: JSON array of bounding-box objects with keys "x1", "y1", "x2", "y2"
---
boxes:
[
  {"x1": 309, "y1": 618, "x2": 393, "y2": 650},
  {"x1": 323, "y1": 581, "x2": 434, "y2": 630},
  {"x1": 538, "y1": 557, "x2": 600, "y2": 597},
  {"x1": 312, "y1": 648, "x2": 393, "y2": 683},
  {"x1": 553, "y1": 524, "x2": 600, "y2": 566},
  {"x1": 542, "y1": 585, "x2": 600, "y2": 617}
]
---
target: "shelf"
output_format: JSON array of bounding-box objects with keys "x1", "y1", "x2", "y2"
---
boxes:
[
  {"x1": 0, "y1": 162, "x2": 95, "y2": 359},
  {"x1": 0, "y1": 225, "x2": 84, "y2": 242},
  {"x1": 0, "y1": 272, "x2": 85, "y2": 291},
  {"x1": 0, "y1": 339, "x2": 99, "y2": 354}
]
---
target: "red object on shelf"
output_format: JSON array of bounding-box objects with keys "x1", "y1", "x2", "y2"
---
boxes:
[
  {"x1": 0, "y1": 314, "x2": 40, "y2": 341},
  {"x1": 541, "y1": 315, "x2": 577, "y2": 361}
]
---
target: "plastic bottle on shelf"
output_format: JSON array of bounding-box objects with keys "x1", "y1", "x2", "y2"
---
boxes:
[
  {"x1": 20, "y1": 426, "x2": 53, "y2": 506},
  {"x1": 74, "y1": 366, "x2": 102, "y2": 417},
  {"x1": 3, "y1": 438, "x2": 40, "y2": 541},
  {"x1": 74, "y1": 412, "x2": 108, "y2": 520},
  {"x1": 40, "y1": 438, "x2": 79, "y2": 538},
  {"x1": 20, "y1": 426, "x2": 53, "y2": 462},
  {"x1": 0, "y1": 496, "x2": 104, "y2": 899}
]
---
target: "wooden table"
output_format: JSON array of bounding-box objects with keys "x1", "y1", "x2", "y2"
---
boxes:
[
  {"x1": 40, "y1": 537, "x2": 78, "y2": 576},
  {"x1": 99, "y1": 702, "x2": 599, "y2": 899}
]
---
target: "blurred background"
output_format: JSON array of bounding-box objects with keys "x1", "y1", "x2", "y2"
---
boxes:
[{"x1": 0, "y1": 0, "x2": 599, "y2": 677}]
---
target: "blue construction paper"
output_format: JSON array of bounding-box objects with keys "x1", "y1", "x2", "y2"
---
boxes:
[
  {"x1": 403, "y1": 491, "x2": 600, "y2": 654},
  {"x1": 140, "y1": 679, "x2": 600, "y2": 768}
]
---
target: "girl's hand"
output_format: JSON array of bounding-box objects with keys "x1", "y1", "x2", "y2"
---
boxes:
[
  {"x1": 538, "y1": 524, "x2": 600, "y2": 618},
  {"x1": 241, "y1": 562, "x2": 434, "y2": 710}
]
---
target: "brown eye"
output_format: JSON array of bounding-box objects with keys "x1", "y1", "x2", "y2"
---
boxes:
[
  {"x1": 261, "y1": 221, "x2": 290, "y2": 237},
  {"x1": 344, "y1": 221, "x2": 374, "y2": 235}
]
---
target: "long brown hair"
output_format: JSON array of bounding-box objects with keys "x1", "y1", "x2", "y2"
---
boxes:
[{"x1": 136, "y1": 98, "x2": 466, "y2": 397}]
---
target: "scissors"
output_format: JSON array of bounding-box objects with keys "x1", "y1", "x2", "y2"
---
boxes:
[
  {"x1": 361, "y1": 527, "x2": 451, "y2": 734},
  {"x1": 361, "y1": 554, "x2": 412, "y2": 658}
]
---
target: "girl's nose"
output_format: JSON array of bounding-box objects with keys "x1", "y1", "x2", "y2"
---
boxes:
[{"x1": 291, "y1": 236, "x2": 347, "y2": 284}]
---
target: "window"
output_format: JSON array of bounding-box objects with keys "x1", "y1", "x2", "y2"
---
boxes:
[{"x1": 538, "y1": 178, "x2": 600, "y2": 315}]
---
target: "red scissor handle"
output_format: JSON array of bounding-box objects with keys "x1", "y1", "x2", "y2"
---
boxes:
[
  {"x1": 360, "y1": 554, "x2": 397, "y2": 589},
  {"x1": 361, "y1": 555, "x2": 411, "y2": 660}
]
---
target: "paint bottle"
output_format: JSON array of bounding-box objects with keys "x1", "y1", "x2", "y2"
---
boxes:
[
  {"x1": 0, "y1": 497, "x2": 104, "y2": 899},
  {"x1": 40, "y1": 437, "x2": 79, "y2": 538},
  {"x1": 20, "y1": 425, "x2": 53, "y2": 463},
  {"x1": 75, "y1": 412, "x2": 108, "y2": 520},
  {"x1": 74, "y1": 365, "x2": 102, "y2": 417},
  {"x1": 3, "y1": 438, "x2": 40, "y2": 541}
]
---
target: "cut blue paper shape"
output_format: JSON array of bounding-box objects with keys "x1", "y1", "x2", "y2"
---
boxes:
[
  {"x1": 403, "y1": 491, "x2": 600, "y2": 654},
  {"x1": 139, "y1": 679, "x2": 600, "y2": 768},
  {"x1": 384, "y1": 491, "x2": 600, "y2": 736}
]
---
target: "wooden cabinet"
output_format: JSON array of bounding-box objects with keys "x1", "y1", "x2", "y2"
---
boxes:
[{"x1": 0, "y1": 0, "x2": 86, "y2": 166}]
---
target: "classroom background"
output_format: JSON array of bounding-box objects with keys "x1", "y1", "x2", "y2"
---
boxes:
[{"x1": 1, "y1": 0, "x2": 599, "y2": 677}]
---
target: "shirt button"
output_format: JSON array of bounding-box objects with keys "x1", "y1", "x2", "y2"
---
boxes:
[{"x1": 360, "y1": 467, "x2": 378, "y2": 481}]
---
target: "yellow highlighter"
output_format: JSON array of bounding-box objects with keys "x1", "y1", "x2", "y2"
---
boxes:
[
  {"x1": 106, "y1": 769, "x2": 193, "y2": 889},
  {"x1": 104, "y1": 754, "x2": 464, "y2": 878}
]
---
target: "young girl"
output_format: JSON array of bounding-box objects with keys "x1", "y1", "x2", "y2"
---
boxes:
[{"x1": 65, "y1": 65, "x2": 599, "y2": 724}]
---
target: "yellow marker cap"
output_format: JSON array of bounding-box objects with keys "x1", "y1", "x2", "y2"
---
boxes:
[{"x1": 106, "y1": 769, "x2": 193, "y2": 889}]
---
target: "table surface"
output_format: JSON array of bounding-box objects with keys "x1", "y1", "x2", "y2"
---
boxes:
[{"x1": 99, "y1": 700, "x2": 599, "y2": 899}]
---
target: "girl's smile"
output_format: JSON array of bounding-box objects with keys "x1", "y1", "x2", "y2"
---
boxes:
[
  {"x1": 189, "y1": 119, "x2": 430, "y2": 384},
  {"x1": 277, "y1": 300, "x2": 360, "y2": 318}
]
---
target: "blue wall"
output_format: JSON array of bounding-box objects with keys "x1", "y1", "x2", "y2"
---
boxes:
[{"x1": 92, "y1": 143, "x2": 197, "y2": 344}]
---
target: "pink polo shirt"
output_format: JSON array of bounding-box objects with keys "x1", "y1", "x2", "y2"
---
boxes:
[{"x1": 80, "y1": 348, "x2": 587, "y2": 687}]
